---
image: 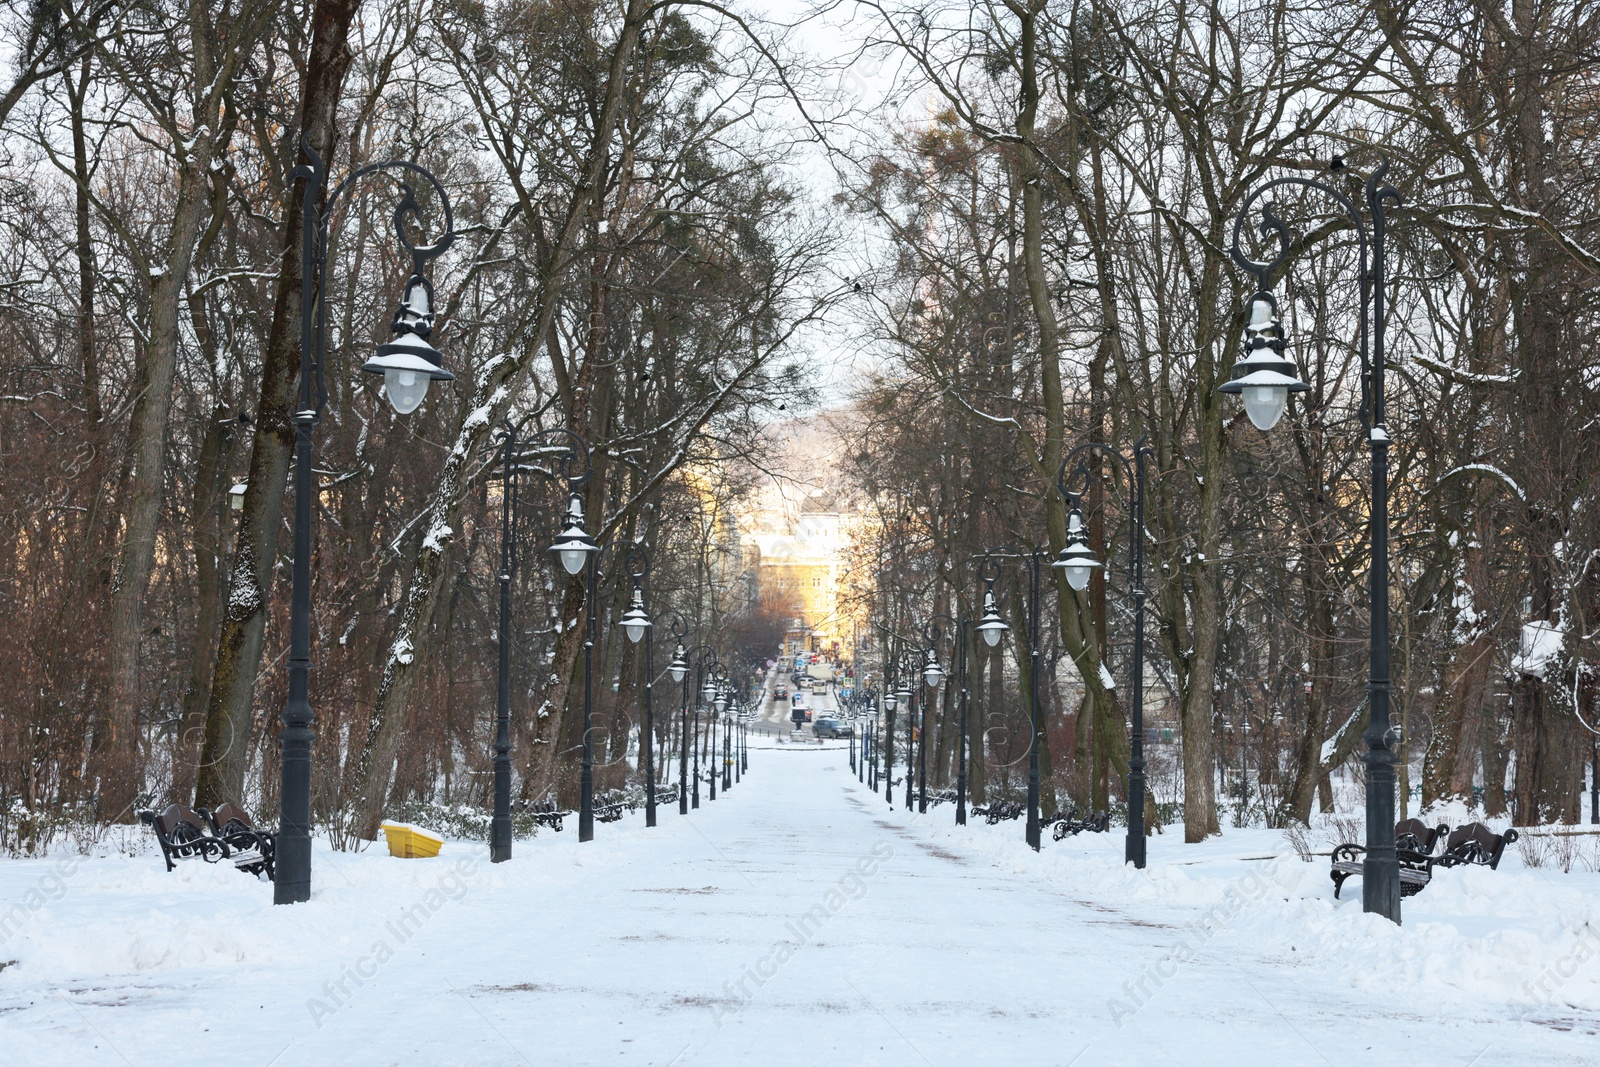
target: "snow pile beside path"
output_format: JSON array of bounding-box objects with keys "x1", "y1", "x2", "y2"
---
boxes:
[
  {"x1": 0, "y1": 818, "x2": 658, "y2": 988},
  {"x1": 908, "y1": 810, "x2": 1600, "y2": 1019}
]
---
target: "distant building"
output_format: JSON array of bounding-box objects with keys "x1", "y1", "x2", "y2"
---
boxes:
[{"x1": 747, "y1": 501, "x2": 855, "y2": 655}]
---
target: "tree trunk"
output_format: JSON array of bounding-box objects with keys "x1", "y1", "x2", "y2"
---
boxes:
[
  {"x1": 99, "y1": 90, "x2": 227, "y2": 820},
  {"x1": 194, "y1": 0, "x2": 364, "y2": 811},
  {"x1": 171, "y1": 408, "x2": 233, "y2": 803}
]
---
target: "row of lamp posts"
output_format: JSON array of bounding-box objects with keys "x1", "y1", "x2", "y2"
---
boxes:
[
  {"x1": 278, "y1": 145, "x2": 1411, "y2": 925},
  {"x1": 856, "y1": 159, "x2": 1411, "y2": 924},
  {"x1": 273, "y1": 148, "x2": 752, "y2": 904}
]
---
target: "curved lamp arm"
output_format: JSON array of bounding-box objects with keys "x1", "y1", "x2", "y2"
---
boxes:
[{"x1": 292, "y1": 139, "x2": 456, "y2": 419}]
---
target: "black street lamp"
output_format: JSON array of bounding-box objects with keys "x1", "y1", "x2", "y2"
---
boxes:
[
  {"x1": 697, "y1": 655, "x2": 721, "y2": 803},
  {"x1": 924, "y1": 615, "x2": 968, "y2": 824},
  {"x1": 276, "y1": 145, "x2": 454, "y2": 905},
  {"x1": 664, "y1": 620, "x2": 690, "y2": 815},
  {"x1": 1058, "y1": 438, "x2": 1154, "y2": 869},
  {"x1": 736, "y1": 702, "x2": 745, "y2": 779},
  {"x1": 720, "y1": 687, "x2": 733, "y2": 792},
  {"x1": 864, "y1": 712, "x2": 874, "y2": 788},
  {"x1": 980, "y1": 549, "x2": 1048, "y2": 850},
  {"x1": 547, "y1": 438, "x2": 603, "y2": 843},
  {"x1": 899, "y1": 674, "x2": 915, "y2": 811},
  {"x1": 882, "y1": 684, "x2": 897, "y2": 806},
  {"x1": 1221, "y1": 162, "x2": 1404, "y2": 922},
  {"x1": 966, "y1": 575, "x2": 1004, "y2": 825},
  {"x1": 618, "y1": 547, "x2": 657, "y2": 826},
  {"x1": 488, "y1": 416, "x2": 542, "y2": 863}
]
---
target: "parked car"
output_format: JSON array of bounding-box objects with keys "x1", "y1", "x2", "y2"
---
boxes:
[
  {"x1": 795, "y1": 675, "x2": 811, "y2": 691},
  {"x1": 812, "y1": 718, "x2": 854, "y2": 739}
]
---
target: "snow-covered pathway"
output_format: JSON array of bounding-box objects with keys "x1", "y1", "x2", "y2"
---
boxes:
[{"x1": 2, "y1": 744, "x2": 1596, "y2": 1065}]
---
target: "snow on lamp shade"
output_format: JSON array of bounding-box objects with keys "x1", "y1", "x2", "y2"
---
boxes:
[
  {"x1": 549, "y1": 493, "x2": 600, "y2": 575},
  {"x1": 1218, "y1": 291, "x2": 1306, "y2": 431},
  {"x1": 362, "y1": 275, "x2": 453, "y2": 415},
  {"x1": 923, "y1": 653, "x2": 943, "y2": 689},
  {"x1": 619, "y1": 586, "x2": 650, "y2": 643},
  {"x1": 667, "y1": 644, "x2": 688, "y2": 683},
  {"x1": 975, "y1": 589, "x2": 1007, "y2": 647},
  {"x1": 1053, "y1": 506, "x2": 1101, "y2": 592}
]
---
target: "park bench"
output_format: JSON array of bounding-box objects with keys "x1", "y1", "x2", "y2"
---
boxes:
[
  {"x1": 139, "y1": 804, "x2": 254, "y2": 875},
  {"x1": 1330, "y1": 819, "x2": 1516, "y2": 899},
  {"x1": 1330, "y1": 818, "x2": 1446, "y2": 899},
  {"x1": 973, "y1": 800, "x2": 1024, "y2": 824},
  {"x1": 1433, "y1": 821, "x2": 1520, "y2": 871},
  {"x1": 1049, "y1": 809, "x2": 1109, "y2": 841},
  {"x1": 593, "y1": 788, "x2": 637, "y2": 823},
  {"x1": 197, "y1": 802, "x2": 276, "y2": 880},
  {"x1": 520, "y1": 799, "x2": 569, "y2": 831}
]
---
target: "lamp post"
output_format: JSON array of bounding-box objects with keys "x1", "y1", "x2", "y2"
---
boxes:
[
  {"x1": 546, "y1": 436, "x2": 603, "y2": 843},
  {"x1": 276, "y1": 145, "x2": 454, "y2": 905},
  {"x1": 691, "y1": 650, "x2": 716, "y2": 808},
  {"x1": 739, "y1": 705, "x2": 748, "y2": 777},
  {"x1": 618, "y1": 547, "x2": 657, "y2": 827},
  {"x1": 882, "y1": 684, "x2": 897, "y2": 806},
  {"x1": 1220, "y1": 162, "x2": 1403, "y2": 922},
  {"x1": 899, "y1": 675, "x2": 915, "y2": 811},
  {"x1": 972, "y1": 577, "x2": 1008, "y2": 827},
  {"x1": 865, "y1": 713, "x2": 874, "y2": 788},
  {"x1": 666, "y1": 624, "x2": 690, "y2": 815},
  {"x1": 488, "y1": 415, "x2": 548, "y2": 864},
  {"x1": 720, "y1": 685, "x2": 733, "y2": 792},
  {"x1": 1057, "y1": 438, "x2": 1154, "y2": 869},
  {"x1": 980, "y1": 549, "x2": 1048, "y2": 850},
  {"x1": 923, "y1": 614, "x2": 966, "y2": 823}
]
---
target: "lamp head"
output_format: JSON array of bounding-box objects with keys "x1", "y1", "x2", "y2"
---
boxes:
[
  {"x1": 361, "y1": 274, "x2": 454, "y2": 414},
  {"x1": 1052, "y1": 505, "x2": 1102, "y2": 592},
  {"x1": 1218, "y1": 290, "x2": 1307, "y2": 431},
  {"x1": 549, "y1": 493, "x2": 600, "y2": 575},
  {"x1": 975, "y1": 587, "x2": 1008, "y2": 647},
  {"x1": 618, "y1": 584, "x2": 650, "y2": 643}
]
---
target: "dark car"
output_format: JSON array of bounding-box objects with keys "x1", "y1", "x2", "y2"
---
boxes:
[
  {"x1": 812, "y1": 718, "x2": 854, "y2": 739},
  {"x1": 773, "y1": 684, "x2": 788, "y2": 700}
]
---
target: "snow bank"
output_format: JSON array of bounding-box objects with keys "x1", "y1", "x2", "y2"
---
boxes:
[{"x1": 910, "y1": 815, "x2": 1600, "y2": 1019}]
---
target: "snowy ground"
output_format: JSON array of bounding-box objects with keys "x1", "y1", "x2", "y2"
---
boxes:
[{"x1": 3, "y1": 697, "x2": 1598, "y2": 1064}]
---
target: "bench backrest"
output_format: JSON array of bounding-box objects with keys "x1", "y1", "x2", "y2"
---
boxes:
[
  {"x1": 1395, "y1": 818, "x2": 1448, "y2": 854},
  {"x1": 211, "y1": 802, "x2": 254, "y2": 832},
  {"x1": 155, "y1": 804, "x2": 209, "y2": 842},
  {"x1": 1444, "y1": 821, "x2": 1516, "y2": 868}
]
